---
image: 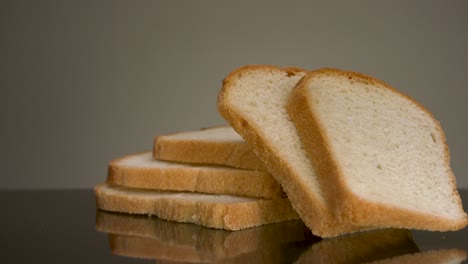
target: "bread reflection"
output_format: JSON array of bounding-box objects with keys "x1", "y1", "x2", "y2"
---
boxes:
[
  {"x1": 295, "y1": 229, "x2": 419, "y2": 263},
  {"x1": 96, "y1": 210, "x2": 466, "y2": 263},
  {"x1": 96, "y1": 210, "x2": 314, "y2": 262},
  {"x1": 369, "y1": 249, "x2": 467, "y2": 264},
  {"x1": 296, "y1": 229, "x2": 467, "y2": 264}
]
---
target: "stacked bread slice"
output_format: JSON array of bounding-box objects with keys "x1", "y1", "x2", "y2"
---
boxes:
[
  {"x1": 153, "y1": 126, "x2": 266, "y2": 171},
  {"x1": 95, "y1": 64, "x2": 467, "y2": 238},
  {"x1": 94, "y1": 126, "x2": 299, "y2": 231}
]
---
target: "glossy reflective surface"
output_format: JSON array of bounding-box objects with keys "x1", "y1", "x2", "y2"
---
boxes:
[{"x1": 1, "y1": 189, "x2": 467, "y2": 263}]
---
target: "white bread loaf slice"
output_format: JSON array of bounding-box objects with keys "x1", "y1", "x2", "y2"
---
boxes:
[
  {"x1": 96, "y1": 211, "x2": 311, "y2": 262},
  {"x1": 287, "y1": 68, "x2": 468, "y2": 231},
  {"x1": 94, "y1": 183, "x2": 298, "y2": 230},
  {"x1": 154, "y1": 126, "x2": 266, "y2": 171},
  {"x1": 217, "y1": 65, "x2": 365, "y2": 237},
  {"x1": 107, "y1": 152, "x2": 283, "y2": 198}
]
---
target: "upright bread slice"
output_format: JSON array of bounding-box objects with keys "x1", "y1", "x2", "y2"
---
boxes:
[
  {"x1": 287, "y1": 69, "x2": 468, "y2": 231},
  {"x1": 154, "y1": 126, "x2": 266, "y2": 171},
  {"x1": 107, "y1": 152, "x2": 283, "y2": 198},
  {"x1": 217, "y1": 65, "x2": 364, "y2": 237},
  {"x1": 94, "y1": 183, "x2": 298, "y2": 230}
]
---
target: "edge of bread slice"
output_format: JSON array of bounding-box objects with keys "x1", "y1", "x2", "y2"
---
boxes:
[
  {"x1": 153, "y1": 126, "x2": 266, "y2": 171},
  {"x1": 217, "y1": 65, "x2": 366, "y2": 237},
  {"x1": 287, "y1": 68, "x2": 468, "y2": 231},
  {"x1": 94, "y1": 183, "x2": 298, "y2": 230},
  {"x1": 107, "y1": 152, "x2": 283, "y2": 198}
]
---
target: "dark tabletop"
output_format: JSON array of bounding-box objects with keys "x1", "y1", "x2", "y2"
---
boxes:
[{"x1": 0, "y1": 189, "x2": 467, "y2": 264}]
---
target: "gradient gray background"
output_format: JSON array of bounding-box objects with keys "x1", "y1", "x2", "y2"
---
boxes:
[{"x1": 2, "y1": 0, "x2": 467, "y2": 189}]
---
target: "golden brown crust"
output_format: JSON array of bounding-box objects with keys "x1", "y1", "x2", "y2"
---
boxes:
[
  {"x1": 217, "y1": 65, "x2": 366, "y2": 237},
  {"x1": 153, "y1": 127, "x2": 267, "y2": 171},
  {"x1": 288, "y1": 68, "x2": 468, "y2": 231},
  {"x1": 107, "y1": 152, "x2": 283, "y2": 198},
  {"x1": 94, "y1": 183, "x2": 299, "y2": 231}
]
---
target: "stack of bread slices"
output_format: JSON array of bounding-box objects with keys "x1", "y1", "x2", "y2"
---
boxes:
[
  {"x1": 95, "y1": 65, "x2": 468, "y2": 238},
  {"x1": 94, "y1": 125, "x2": 298, "y2": 231}
]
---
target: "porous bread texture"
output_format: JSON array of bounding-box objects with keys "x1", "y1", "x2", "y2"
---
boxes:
[
  {"x1": 108, "y1": 152, "x2": 283, "y2": 198},
  {"x1": 217, "y1": 65, "x2": 365, "y2": 237},
  {"x1": 287, "y1": 68, "x2": 468, "y2": 231},
  {"x1": 94, "y1": 183, "x2": 299, "y2": 230},
  {"x1": 154, "y1": 126, "x2": 266, "y2": 171}
]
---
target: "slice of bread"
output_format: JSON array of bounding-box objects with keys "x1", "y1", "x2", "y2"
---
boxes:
[
  {"x1": 217, "y1": 65, "x2": 365, "y2": 237},
  {"x1": 96, "y1": 211, "x2": 312, "y2": 262},
  {"x1": 295, "y1": 228, "x2": 419, "y2": 264},
  {"x1": 154, "y1": 126, "x2": 266, "y2": 171},
  {"x1": 287, "y1": 68, "x2": 468, "y2": 231},
  {"x1": 107, "y1": 152, "x2": 283, "y2": 198},
  {"x1": 94, "y1": 183, "x2": 298, "y2": 230}
]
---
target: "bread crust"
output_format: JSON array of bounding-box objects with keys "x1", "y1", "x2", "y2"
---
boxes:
[
  {"x1": 94, "y1": 183, "x2": 299, "y2": 231},
  {"x1": 107, "y1": 152, "x2": 284, "y2": 198},
  {"x1": 153, "y1": 126, "x2": 267, "y2": 171},
  {"x1": 217, "y1": 65, "x2": 366, "y2": 237},
  {"x1": 287, "y1": 68, "x2": 468, "y2": 231}
]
